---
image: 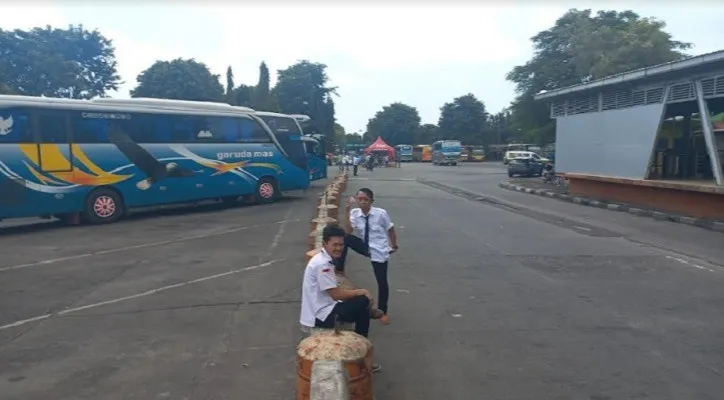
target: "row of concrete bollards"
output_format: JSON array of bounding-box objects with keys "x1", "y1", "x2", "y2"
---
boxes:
[{"x1": 297, "y1": 171, "x2": 376, "y2": 400}]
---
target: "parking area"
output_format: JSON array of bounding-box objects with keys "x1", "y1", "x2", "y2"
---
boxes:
[
  {"x1": 0, "y1": 186, "x2": 325, "y2": 400},
  {"x1": 3, "y1": 162, "x2": 724, "y2": 399}
]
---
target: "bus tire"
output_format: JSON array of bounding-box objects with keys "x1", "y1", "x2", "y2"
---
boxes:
[
  {"x1": 84, "y1": 187, "x2": 124, "y2": 225},
  {"x1": 255, "y1": 177, "x2": 279, "y2": 204}
]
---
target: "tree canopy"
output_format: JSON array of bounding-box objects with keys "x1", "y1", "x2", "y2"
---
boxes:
[
  {"x1": 131, "y1": 58, "x2": 224, "y2": 102},
  {"x1": 274, "y1": 60, "x2": 337, "y2": 137},
  {"x1": 438, "y1": 94, "x2": 489, "y2": 145},
  {"x1": 0, "y1": 24, "x2": 121, "y2": 99},
  {"x1": 366, "y1": 103, "x2": 421, "y2": 146},
  {"x1": 504, "y1": 9, "x2": 692, "y2": 143}
]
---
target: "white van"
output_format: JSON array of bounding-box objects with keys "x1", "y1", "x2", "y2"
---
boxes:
[{"x1": 503, "y1": 151, "x2": 550, "y2": 165}]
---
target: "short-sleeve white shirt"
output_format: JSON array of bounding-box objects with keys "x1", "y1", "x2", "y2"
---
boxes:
[
  {"x1": 300, "y1": 249, "x2": 340, "y2": 327},
  {"x1": 350, "y1": 206, "x2": 394, "y2": 262}
]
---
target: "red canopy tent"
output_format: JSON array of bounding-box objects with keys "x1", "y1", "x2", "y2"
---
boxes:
[{"x1": 364, "y1": 137, "x2": 395, "y2": 158}]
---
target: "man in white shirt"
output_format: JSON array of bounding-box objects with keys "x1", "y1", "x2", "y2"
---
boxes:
[
  {"x1": 300, "y1": 224, "x2": 375, "y2": 338},
  {"x1": 344, "y1": 188, "x2": 398, "y2": 324},
  {"x1": 352, "y1": 155, "x2": 361, "y2": 176}
]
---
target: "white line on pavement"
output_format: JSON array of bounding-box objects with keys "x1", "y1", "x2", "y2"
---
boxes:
[
  {"x1": 0, "y1": 219, "x2": 298, "y2": 273},
  {"x1": 0, "y1": 258, "x2": 286, "y2": 331}
]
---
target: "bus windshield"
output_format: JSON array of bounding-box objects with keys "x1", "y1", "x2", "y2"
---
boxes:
[
  {"x1": 257, "y1": 115, "x2": 303, "y2": 137},
  {"x1": 442, "y1": 140, "x2": 462, "y2": 152}
]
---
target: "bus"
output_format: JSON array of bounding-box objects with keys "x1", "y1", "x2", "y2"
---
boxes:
[
  {"x1": 460, "y1": 145, "x2": 485, "y2": 162},
  {"x1": 0, "y1": 95, "x2": 310, "y2": 225},
  {"x1": 432, "y1": 140, "x2": 462, "y2": 166},
  {"x1": 412, "y1": 145, "x2": 432, "y2": 162},
  {"x1": 394, "y1": 144, "x2": 413, "y2": 162},
  {"x1": 256, "y1": 112, "x2": 327, "y2": 182}
]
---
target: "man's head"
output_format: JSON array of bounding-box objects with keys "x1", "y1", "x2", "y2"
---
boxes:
[
  {"x1": 322, "y1": 224, "x2": 346, "y2": 259},
  {"x1": 356, "y1": 188, "x2": 374, "y2": 212}
]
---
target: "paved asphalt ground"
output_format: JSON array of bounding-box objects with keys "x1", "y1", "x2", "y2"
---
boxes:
[{"x1": 2, "y1": 163, "x2": 724, "y2": 400}]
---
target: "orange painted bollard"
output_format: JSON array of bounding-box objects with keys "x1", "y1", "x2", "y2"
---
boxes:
[
  {"x1": 296, "y1": 330, "x2": 374, "y2": 400},
  {"x1": 307, "y1": 231, "x2": 318, "y2": 250},
  {"x1": 305, "y1": 248, "x2": 321, "y2": 263}
]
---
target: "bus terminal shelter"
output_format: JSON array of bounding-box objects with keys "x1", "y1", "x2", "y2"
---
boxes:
[{"x1": 535, "y1": 50, "x2": 724, "y2": 219}]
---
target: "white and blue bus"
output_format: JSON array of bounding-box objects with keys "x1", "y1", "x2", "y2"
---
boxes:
[
  {"x1": 432, "y1": 140, "x2": 462, "y2": 166},
  {"x1": 0, "y1": 96, "x2": 310, "y2": 225},
  {"x1": 394, "y1": 144, "x2": 413, "y2": 162},
  {"x1": 290, "y1": 114, "x2": 328, "y2": 182}
]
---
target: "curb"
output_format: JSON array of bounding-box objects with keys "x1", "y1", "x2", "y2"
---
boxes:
[{"x1": 498, "y1": 181, "x2": 724, "y2": 233}]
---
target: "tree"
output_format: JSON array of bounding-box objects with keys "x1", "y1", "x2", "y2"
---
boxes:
[
  {"x1": 131, "y1": 58, "x2": 224, "y2": 102},
  {"x1": 274, "y1": 60, "x2": 338, "y2": 137},
  {"x1": 234, "y1": 84, "x2": 254, "y2": 108},
  {"x1": 344, "y1": 134, "x2": 364, "y2": 145},
  {"x1": 332, "y1": 122, "x2": 346, "y2": 144},
  {"x1": 225, "y1": 66, "x2": 235, "y2": 104},
  {"x1": 366, "y1": 103, "x2": 421, "y2": 146},
  {"x1": 418, "y1": 124, "x2": 439, "y2": 144},
  {"x1": 0, "y1": 24, "x2": 121, "y2": 98},
  {"x1": 252, "y1": 61, "x2": 272, "y2": 110},
  {"x1": 437, "y1": 94, "x2": 489, "y2": 145},
  {"x1": 505, "y1": 9, "x2": 692, "y2": 143}
]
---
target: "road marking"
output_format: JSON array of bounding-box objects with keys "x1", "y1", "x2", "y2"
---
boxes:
[
  {"x1": 574, "y1": 226, "x2": 592, "y2": 232},
  {"x1": 0, "y1": 219, "x2": 298, "y2": 273},
  {"x1": 0, "y1": 258, "x2": 285, "y2": 331},
  {"x1": 665, "y1": 255, "x2": 716, "y2": 273},
  {"x1": 264, "y1": 208, "x2": 294, "y2": 261}
]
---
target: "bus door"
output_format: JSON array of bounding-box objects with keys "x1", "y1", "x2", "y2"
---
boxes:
[
  {"x1": 33, "y1": 111, "x2": 74, "y2": 174},
  {"x1": 303, "y1": 137, "x2": 327, "y2": 181}
]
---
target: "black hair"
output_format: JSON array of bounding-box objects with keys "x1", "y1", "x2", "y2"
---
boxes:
[
  {"x1": 322, "y1": 224, "x2": 346, "y2": 243},
  {"x1": 357, "y1": 187, "x2": 374, "y2": 201}
]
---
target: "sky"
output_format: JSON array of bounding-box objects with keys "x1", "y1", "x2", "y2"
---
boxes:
[{"x1": 4, "y1": 2, "x2": 724, "y2": 134}]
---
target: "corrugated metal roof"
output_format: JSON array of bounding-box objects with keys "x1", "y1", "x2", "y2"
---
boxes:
[{"x1": 534, "y1": 49, "x2": 724, "y2": 101}]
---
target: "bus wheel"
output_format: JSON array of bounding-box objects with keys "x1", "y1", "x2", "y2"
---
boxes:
[
  {"x1": 84, "y1": 188, "x2": 124, "y2": 224},
  {"x1": 255, "y1": 177, "x2": 278, "y2": 204}
]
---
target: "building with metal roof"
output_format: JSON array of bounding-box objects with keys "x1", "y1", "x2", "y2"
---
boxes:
[{"x1": 535, "y1": 49, "x2": 724, "y2": 186}]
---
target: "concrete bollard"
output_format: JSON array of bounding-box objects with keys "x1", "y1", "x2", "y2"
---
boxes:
[
  {"x1": 319, "y1": 204, "x2": 339, "y2": 220},
  {"x1": 310, "y1": 361, "x2": 350, "y2": 400}
]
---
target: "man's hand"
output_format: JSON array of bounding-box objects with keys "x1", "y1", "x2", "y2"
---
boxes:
[
  {"x1": 357, "y1": 288, "x2": 373, "y2": 302},
  {"x1": 345, "y1": 196, "x2": 356, "y2": 209},
  {"x1": 389, "y1": 244, "x2": 399, "y2": 254}
]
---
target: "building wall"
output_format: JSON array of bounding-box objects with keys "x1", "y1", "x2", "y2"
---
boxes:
[{"x1": 556, "y1": 103, "x2": 664, "y2": 179}]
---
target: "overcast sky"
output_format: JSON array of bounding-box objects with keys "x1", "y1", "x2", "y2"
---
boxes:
[{"x1": 5, "y1": 2, "x2": 723, "y2": 134}]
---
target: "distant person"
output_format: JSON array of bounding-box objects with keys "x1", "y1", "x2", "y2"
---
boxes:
[
  {"x1": 352, "y1": 155, "x2": 361, "y2": 176},
  {"x1": 299, "y1": 224, "x2": 383, "y2": 372},
  {"x1": 395, "y1": 152, "x2": 402, "y2": 168},
  {"x1": 344, "y1": 188, "x2": 398, "y2": 325}
]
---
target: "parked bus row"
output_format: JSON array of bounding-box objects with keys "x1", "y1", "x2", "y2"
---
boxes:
[{"x1": 0, "y1": 96, "x2": 327, "y2": 225}]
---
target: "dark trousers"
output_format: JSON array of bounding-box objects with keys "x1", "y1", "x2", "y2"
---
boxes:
[
  {"x1": 315, "y1": 295, "x2": 371, "y2": 337},
  {"x1": 334, "y1": 234, "x2": 369, "y2": 273},
  {"x1": 336, "y1": 239, "x2": 390, "y2": 315},
  {"x1": 353, "y1": 164, "x2": 359, "y2": 175},
  {"x1": 371, "y1": 261, "x2": 389, "y2": 314}
]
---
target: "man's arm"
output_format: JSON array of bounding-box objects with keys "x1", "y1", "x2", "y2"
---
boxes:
[
  {"x1": 327, "y1": 287, "x2": 371, "y2": 302},
  {"x1": 344, "y1": 197, "x2": 355, "y2": 234},
  {"x1": 388, "y1": 226, "x2": 398, "y2": 250}
]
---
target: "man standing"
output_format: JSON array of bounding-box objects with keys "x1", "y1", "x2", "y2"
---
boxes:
[
  {"x1": 344, "y1": 188, "x2": 398, "y2": 325},
  {"x1": 352, "y1": 154, "x2": 361, "y2": 176}
]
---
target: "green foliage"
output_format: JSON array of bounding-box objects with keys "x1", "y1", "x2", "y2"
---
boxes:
[
  {"x1": 131, "y1": 58, "x2": 224, "y2": 102},
  {"x1": 225, "y1": 66, "x2": 235, "y2": 104},
  {"x1": 0, "y1": 24, "x2": 121, "y2": 99},
  {"x1": 233, "y1": 84, "x2": 253, "y2": 108},
  {"x1": 417, "y1": 124, "x2": 439, "y2": 145},
  {"x1": 274, "y1": 60, "x2": 337, "y2": 137},
  {"x1": 332, "y1": 122, "x2": 346, "y2": 144},
  {"x1": 505, "y1": 9, "x2": 692, "y2": 143},
  {"x1": 252, "y1": 62, "x2": 272, "y2": 110},
  {"x1": 438, "y1": 94, "x2": 489, "y2": 145},
  {"x1": 344, "y1": 133, "x2": 363, "y2": 145},
  {"x1": 366, "y1": 103, "x2": 421, "y2": 146}
]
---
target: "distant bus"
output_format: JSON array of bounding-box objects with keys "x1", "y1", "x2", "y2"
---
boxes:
[
  {"x1": 0, "y1": 96, "x2": 310, "y2": 225},
  {"x1": 256, "y1": 112, "x2": 327, "y2": 182},
  {"x1": 394, "y1": 144, "x2": 413, "y2": 162},
  {"x1": 412, "y1": 145, "x2": 432, "y2": 162},
  {"x1": 432, "y1": 140, "x2": 462, "y2": 166},
  {"x1": 460, "y1": 145, "x2": 485, "y2": 162}
]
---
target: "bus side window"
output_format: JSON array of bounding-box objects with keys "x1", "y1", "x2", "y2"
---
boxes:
[
  {"x1": 38, "y1": 114, "x2": 69, "y2": 143},
  {"x1": 72, "y1": 114, "x2": 109, "y2": 143},
  {"x1": 199, "y1": 117, "x2": 238, "y2": 143},
  {"x1": 238, "y1": 119, "x2": 271, "y2": 143},
  {"x1": 168, "y1": 115, "x2": 198, "y2": 143},
  {"x1": 0, "y1": 109, "x2": 32, "y2": 143}
]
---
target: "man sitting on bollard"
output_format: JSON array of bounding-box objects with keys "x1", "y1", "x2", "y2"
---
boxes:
[{"x1": 300, "y1": 224, "x2": 382, "y2": 372}]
